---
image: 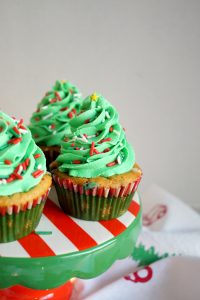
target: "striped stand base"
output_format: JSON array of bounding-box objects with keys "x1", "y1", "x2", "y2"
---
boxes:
[{"x1": 0, "y1": 187, "x2": 142, "y2": 290}]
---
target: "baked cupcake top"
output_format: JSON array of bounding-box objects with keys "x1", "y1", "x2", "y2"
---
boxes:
[
  {"x1": 56, "y1": 93, "x2": 135, "y2": 178},
  {"x1": 29, "y1": 80, "x2": 82, "y2": 147},
  {"x1": 0, "y1": 111, "x2": 46, "y2": 196}
]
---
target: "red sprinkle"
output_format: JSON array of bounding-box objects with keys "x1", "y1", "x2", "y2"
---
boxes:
[
  {"x1": 123, "y1": 127, "x2": 126, "y2": 131},
  {"x1": 84, "y1": 119, "x2": 90, "y2": 124},
  {"x1": 50, "y1": 124, "x2": 56, "y2": 130},
  {"x1": 55, "y1": 91, "x2": 61, "y2": 101},
  {"x1": 73, "y1": 160, "x2": 81, "y2": 164},
  {"x1": 22, "y1": 162, "x2": 27, "y2": 170},
  {"x1": 90, "y1": 142, "x2": 95, "y2": 156},
  {"x1": 25, "y1": 158, "x2": 30, "y2": 167},
  {"x1": 14, "y1": 164, "x2": 22, "y2": 174},
  {"x1": 7, "y1": 173, "x2": 16, "y2": 182},
  {"x1": 4, "y1": 159, "x2": 12, "y2": 165},
  {"x1": 32, "y1": 170, "x2": 44, "y2": 178},
  {"x1": 109, "y1": 126, "x2": 113, "y2": 132},
  {"x1": 50, "y1": 98, "x2": 57, "y2": 103},
  {"x1": 22, "y1": 158, "x2": 30, "y2": 170},
  {"x1": 75, "y1": 147, "x2": 80, "y2": 150},
  {"x1": 14, "y1": 173, "x2": 23, "y2": 180},
  {"x1": 34, "y1": 154, "x2": 41, "y2": 159},
  {"x1": 68, "y1": 112, "x2": 74, "y2": 119},
  {"x1": 103, "y1": 148, "x2": 110, "y2": 153},
  {"x1": 72, "y1": 108, "x2": 76, "y2": 114},
  {"x1": 19, "y1": 125, "x2": 26, "y2": 130},
  {"x1": 6, "y1": 121, "x2": 10, "y2": 125},
  {"x1": 0, "y1": 126, "x2": 3, "y2": 132},
  {"x1": 35, "y1": 117, "x2": 40, "y2": 122},
  {"x1": 60, "y1": 107, "x2": 69, "y2": 111},
  {"x1": 7, "y1": 176, "x2": 15, "y2": 183},
  {"x1": 13, "y1": 126, "x2": 20, "y2": 135},
  {"x1": 93, "y1": 148, "x2": 100, "y2": 154},
  {"x1": 69, "y1": 89, "x2": 74, "y2": 94},
  {"x1": 106, "y1": 161, "x2": 117, "y2": 167},
  {"x1": 99, "y1": 138, "x2": 112, "y2": 144},
  {"x1": 71, "y1": 143, "x2": 75, "y2": 147},
  {"x1": 18, "y1": 119, "x2": 24, "y2": 127},
  {"x1": 8, "y1": 137, "x2": 22, "y2": 145},
  {"x1": 83, "y1": 134, "x2": 88, "y2": 138}
]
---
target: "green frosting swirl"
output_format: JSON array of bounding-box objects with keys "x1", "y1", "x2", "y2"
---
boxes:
[
  {"x1": 29, "y1": 81, "x2": 82, "y2": 147},
  {"x1": 56, "y1": 93, "x2": 135, "y2": 178},
  {"x1": 0, "y1": 111, "x2": 47, "y2": 196}
]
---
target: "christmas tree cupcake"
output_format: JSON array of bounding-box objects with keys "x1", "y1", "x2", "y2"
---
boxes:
[
  {"x1": 0, "y1": 111, "x2": 52, "y2": 243},
  {"x1": 52, "y1": 93, "x2": 142, "y2": 220},
  {"x1": 29, "y1": 80, "x2": 82, "y2": 167}
]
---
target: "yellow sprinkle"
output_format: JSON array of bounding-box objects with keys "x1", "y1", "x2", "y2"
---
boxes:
[
  {"x1": 90, "y1": 93, "x2": 98, "y2": 101},
  {"x1": 61, "y1": 80, "x2": 67, "y2": 83}
]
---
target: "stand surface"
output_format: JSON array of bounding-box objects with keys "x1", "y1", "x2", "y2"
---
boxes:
[{"x1": 0, "y1": 188, "x2": 141, "y2": 289}]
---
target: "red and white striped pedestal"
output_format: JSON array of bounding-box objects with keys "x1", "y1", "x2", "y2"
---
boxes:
[{"x1": 0, "y1": 188, "x2": 141, "y2": 300}]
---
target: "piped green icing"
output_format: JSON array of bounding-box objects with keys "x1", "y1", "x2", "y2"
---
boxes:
[
  {"x1": 29, "y1": 80, "x2": 82, "y2": 147},
  {"x1": 56, "y1": 93, "x2": 135, "y2": 178},
  {"x1": 0, "y1": 111, "x2": 46, "y2": 196}
]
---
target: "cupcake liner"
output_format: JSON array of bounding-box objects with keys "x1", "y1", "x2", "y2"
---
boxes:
[
  {"x1": 0, "y1": 189, "x2": 50, "y2": 243},
  {"x1": 53, "y1": 175, "x2": 142, "y2": 221}
]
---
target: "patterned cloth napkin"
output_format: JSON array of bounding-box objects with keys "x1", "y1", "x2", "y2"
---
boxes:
[{"x1": 72, "y1": 185, "x2": 200, "y2": 300}]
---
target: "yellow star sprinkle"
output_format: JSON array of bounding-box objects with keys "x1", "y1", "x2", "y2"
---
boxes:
[{"x1": 90, "y1": 93, "x2": 98, "y2": 101}]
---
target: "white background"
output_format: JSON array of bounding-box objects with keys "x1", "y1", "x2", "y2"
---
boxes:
[{"x1": 0, "y1": 0, "x2": 199, "y2": 207}]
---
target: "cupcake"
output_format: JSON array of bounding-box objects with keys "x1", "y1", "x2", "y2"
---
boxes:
[
  {"x1": 29, "y1": 80, "x2": 82, "y2": 167},
  {"x1": 0, "y1": 111, "x2": 52, "y2": 242},
  {"x1": 52, "y1": 93, "x2": 142, "y2": 221}
]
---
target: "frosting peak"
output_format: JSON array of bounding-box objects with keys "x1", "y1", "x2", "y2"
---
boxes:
[
  {"x1": 56, "y1": 94, "x2": 135, "y2": 178},
  {"x1": 0, "y1": 111, "x2": 46, "y2": 196},
  {"x1": 29, "y1": 80, "x2": 82, "y2": 147}
]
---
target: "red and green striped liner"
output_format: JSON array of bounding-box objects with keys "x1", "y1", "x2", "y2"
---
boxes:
[
  {"x1": 53, "y1": 174, "x2": 142, "y2": 221},
  {"x1": 0, "y1": 189, "x2": 50, "y2": 243}
]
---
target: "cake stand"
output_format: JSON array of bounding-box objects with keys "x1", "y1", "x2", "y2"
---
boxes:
[{"x1": 0, "y1": 188, "x2": 142, "y2": 299}]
